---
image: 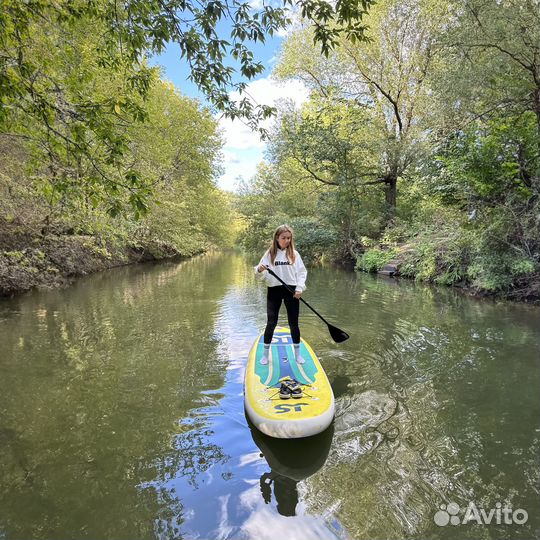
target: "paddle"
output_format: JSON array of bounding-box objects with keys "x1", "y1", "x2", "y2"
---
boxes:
[{"x1": 264, "y1": 267, "x2": 349, "y2": 343}]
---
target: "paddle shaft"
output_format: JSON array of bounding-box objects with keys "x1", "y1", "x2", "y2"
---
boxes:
[{"x1": 264, "y1": 267, "x2": 332, "y2": 326}]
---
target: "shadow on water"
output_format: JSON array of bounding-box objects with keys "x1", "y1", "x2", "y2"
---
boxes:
[
  {"x1": 248, "y1": 420, "x2": 334, "y2": 517},
  {"x1": 329, "y1": 374, "x2": 352, "y2": 399}
]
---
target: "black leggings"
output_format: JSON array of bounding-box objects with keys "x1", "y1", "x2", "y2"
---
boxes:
[{"x1": 264, "y1": 285, "x2": 300, "y2": 344}]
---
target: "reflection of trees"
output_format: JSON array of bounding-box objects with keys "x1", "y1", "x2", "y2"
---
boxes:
[
  {"x1": 307, "y1": 396, "x2": 539, "y2": 539},
  {"x1": 152, "y1": 418, "x2": 229, "y2": 489},
  {"x1": 301, "y1": 390, "x2": 467, "y2": 538},
  {"x1": 138, "y1": 411, "x2": 231, "y2": 540},
  {"x1": 147, "y1": 486, "x2": 185, "y2": 540},
  {"x1": 0, "y1": 252, "x2": 239, "y2": 539}
]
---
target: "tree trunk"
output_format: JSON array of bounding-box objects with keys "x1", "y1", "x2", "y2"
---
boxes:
[
  {"x1": 533, "y1": 86, "x2": 540, "y2": 159},
  {"x1": 385, "y1": 175, "x2": 397, "y2": 215}
]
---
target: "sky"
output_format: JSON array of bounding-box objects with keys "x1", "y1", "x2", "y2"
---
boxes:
[{"x1": 149, "y1": 24, "x2": 309, "y2": 192}]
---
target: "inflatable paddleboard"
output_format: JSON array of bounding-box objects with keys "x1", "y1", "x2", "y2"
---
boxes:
[{"x1": 244, "y1": 326, "x2": 335, "y2": 438}]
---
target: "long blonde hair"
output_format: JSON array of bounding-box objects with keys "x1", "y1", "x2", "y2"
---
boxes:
[{"x1": 268, "y1": 224, "x2": 296, "y2": 264}]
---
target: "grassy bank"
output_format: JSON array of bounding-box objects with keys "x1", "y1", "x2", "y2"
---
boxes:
[{"x1": 356, "y1": 239, "x2": 540, "y2": 304}]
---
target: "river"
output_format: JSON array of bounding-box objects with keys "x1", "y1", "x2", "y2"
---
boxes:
[{"x1": 0, "y1": 251, "x2": 538, "y2": 539}]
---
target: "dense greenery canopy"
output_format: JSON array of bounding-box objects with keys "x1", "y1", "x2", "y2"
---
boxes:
[
  {"x1": 0, "y1": 0, "x2": 375, "y2": 214},
  {"x1": 2, "y1": 0, "x2": 539, "y2": 300},
  {"x1": 236, "y1": 0, "x2": 540, "y2": 299}
]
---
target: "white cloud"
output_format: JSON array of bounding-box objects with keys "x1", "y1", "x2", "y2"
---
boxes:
[
  {"x1": 217, "y1": 77, "x2": 309, "y2": 191},
  {"x1": 218, "y1": 150, "x2": 262, "y2": 192},
  {"x1": 236, "y1": 77, "x2": 309, "y2": 109},
  {"x1": 234, "y1": 485, "x2": 338, "y2": 540},
  {"x1": 275, "y1": 27, "x2": 291, "y2": 38},
  {"x1": 222, "y1": 149, "x2": 241, "y2": 165},
  {"x1": 220, "y1": 77, "x2": 309, "y2": 150}
]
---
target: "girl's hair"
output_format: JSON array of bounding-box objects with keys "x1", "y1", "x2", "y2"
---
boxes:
[{"x1": 268, "y1": 224, "x2": 296, "y2": 264}]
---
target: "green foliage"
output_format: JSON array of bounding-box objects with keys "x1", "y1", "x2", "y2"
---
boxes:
[
  {"x1": 2, "y1": 0, "x2": 539, "y2": 301},
  {"x1": 379, "y1": 219, "x2": 413, "y2": 245},
  {"x1": 432, "y1": 0, "x2": 540, "y2": 131},
  {"x1": 399, "y1": 235, "x2": 468, "y2": 285},
  {"x1": 464, "y1": 204, "x2": 539, "y2": 292},
  {"x1": 0, "y1": 0, "x2": 375, "y2": 153},
  {"x1": 430, "y1": 114, "x2": 538, "y2": 208},
  {"x1": 287, "y1": 217, "x2": 337, "y2": 263},
  {"x1": 395, "y1": 204, "x2": 539, "y2": 293},
  {"x1": 0, "y1": 6, "x2": 158, "y2": 217},
  {"x1": 274, "y1": 0, "x2": 446, "y2": 215},
  {"x1": 265, "y1": 98, "x2": 388, "y2": 260},
  {"x1": 4, "y1": 250, "x2": 25, "y2": 262},
  {"x1": 0, "y1": 77, "x2": 237, "y2": 264},
  {"x1": 123, "y1": 80, "x2": 235, "y2": 254},
  {"x1": 270, "y1": 99, "x2": 375, "y2": 187},
  {"x1": 236, "y1": 160, "x2": 322, "y2": 254},
  {"x1": 241, "y1": 0, "x2": 540, "y2": 300},
  {"x1": 356, "y1": 248, "x2": 398, "y2": 273},
  {"x1": 82, "y1": 240, "x2": 112, "y2": 260}
]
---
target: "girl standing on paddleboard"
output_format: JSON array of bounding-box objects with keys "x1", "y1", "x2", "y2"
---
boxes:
[{"x1": 255, "y1": 224, "x2": 307, "y2": 365}]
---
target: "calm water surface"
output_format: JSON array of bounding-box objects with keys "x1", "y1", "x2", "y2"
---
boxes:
[{"x1": 0, "y1": 252, "x2": 539, "y2": 540}]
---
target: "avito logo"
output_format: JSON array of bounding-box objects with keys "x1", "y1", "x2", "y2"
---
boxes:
[{"x1": 434, "y1": 501, "x2": 528, "y2": 526}]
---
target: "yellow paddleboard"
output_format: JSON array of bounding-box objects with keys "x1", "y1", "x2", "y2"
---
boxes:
[{"x1": 244, "y1": 326, "x2": 335, "y2": 438}]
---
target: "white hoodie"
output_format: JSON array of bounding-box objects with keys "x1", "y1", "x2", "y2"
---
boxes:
[{"x1": 254, "y1": 249, "x2": 307, "y2": 292}]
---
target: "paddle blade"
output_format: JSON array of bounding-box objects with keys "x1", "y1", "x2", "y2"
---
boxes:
[{"x1": 328, "y1": 324, "x2": 349, "y2": 343}]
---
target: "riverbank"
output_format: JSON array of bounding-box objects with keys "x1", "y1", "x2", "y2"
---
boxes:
[
  {"x1": 4, "y1": 223, "x2": 539, "y2": 305},
  {"x1": 0, "y1": 220, "x2": 194, "y2": 297},
  {"x1": 356, "y1": 245, "x2": 540, "y2": 305}
]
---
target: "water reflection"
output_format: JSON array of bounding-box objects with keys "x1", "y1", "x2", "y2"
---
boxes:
[
  {"x1": 250, "y1": 424, "x2": 334, "y2": 517},
  {"x1": 328, "y1": 374, "x2": 352, "y2": 399}
]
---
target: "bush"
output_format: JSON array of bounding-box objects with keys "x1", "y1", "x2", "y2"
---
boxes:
[
  {"x1": 289, "y1": 218, "x2": 337, "y2": 263},
  {"x1": 395, "y1": 203, "x2": 539, "y2": 294},
  {"x1": 356, "y1": 247, "x2": 398, "y2": 273}
]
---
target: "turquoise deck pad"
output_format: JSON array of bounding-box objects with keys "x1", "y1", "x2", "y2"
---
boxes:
[{"x1": 254, "y1": 329, "x2": 318, "y2": 387}]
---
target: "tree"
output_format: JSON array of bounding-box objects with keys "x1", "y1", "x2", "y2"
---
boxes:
[
  {"x1": 235, "y1": 159, "x2": 337, "y2": 260},
  {"x1": 275, "y1": 0, "x2": 448, "y2": 214},
  {"x1": 268, "y1": 98, "x2": 384, "y2": 256},
  {"x1": 1, "y1": 7, "x2": 157, "y2": 218},
  {"x1": 434, "y1": 0, "x2": 540, "y2": 168},
  {"x1": 0, "y1": 0, "x2": 376, "y2": 216},
  {"x1": 129, "y1": 80, "x2": 237, "y2": 253}
]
